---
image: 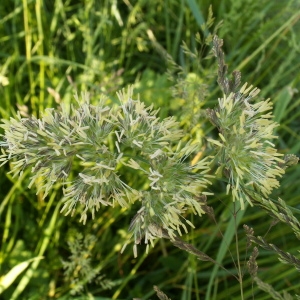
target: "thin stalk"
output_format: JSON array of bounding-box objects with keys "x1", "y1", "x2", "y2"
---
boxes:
[
  {"x1": 22, "y1": 0, "x2": 35, "y2": 111},
  {"x1": 35, "y1": 0, "x2": 45, "y2": 113},
  {"x1": 234, "y1": 203, "x2": 244, "y2": 300}
]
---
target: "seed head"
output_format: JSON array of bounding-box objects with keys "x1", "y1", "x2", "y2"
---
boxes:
[{"x1": 207, "y1": 84, "x2": 285, "y2": 208}]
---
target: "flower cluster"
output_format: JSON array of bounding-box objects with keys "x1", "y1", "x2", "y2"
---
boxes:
[
  {"x1": 0, "y1": 86, "x2": 213, "y2": 256},
  {"x1": 207, "y1": 83, "x2": 285, "y2": 209}
]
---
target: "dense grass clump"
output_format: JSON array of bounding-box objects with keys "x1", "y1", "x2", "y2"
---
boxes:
[{"x1": 0, "y1": 1, "x2": 300, "y2": 299}]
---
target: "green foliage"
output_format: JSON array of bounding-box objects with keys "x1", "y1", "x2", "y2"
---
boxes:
[
  {"x1": 62, "y1": 233, "x2": 116, "y2": 296},
  {"x1": 1, "y1": 0, "x2": 300, "y2": 300}
]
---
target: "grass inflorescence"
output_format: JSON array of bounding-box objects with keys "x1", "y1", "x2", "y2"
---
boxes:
[{"x1": 1, "y1": 1, "x2": 300, "y2": 299}]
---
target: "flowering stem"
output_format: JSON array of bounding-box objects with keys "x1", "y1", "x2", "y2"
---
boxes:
[{"x1": 234, "y1": 203, "x2": 244, "y2": 300}]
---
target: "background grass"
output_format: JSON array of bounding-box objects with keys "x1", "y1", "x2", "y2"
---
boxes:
[{"x1": 1, "y1": 0, "x2": 300, "y2": 299}]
